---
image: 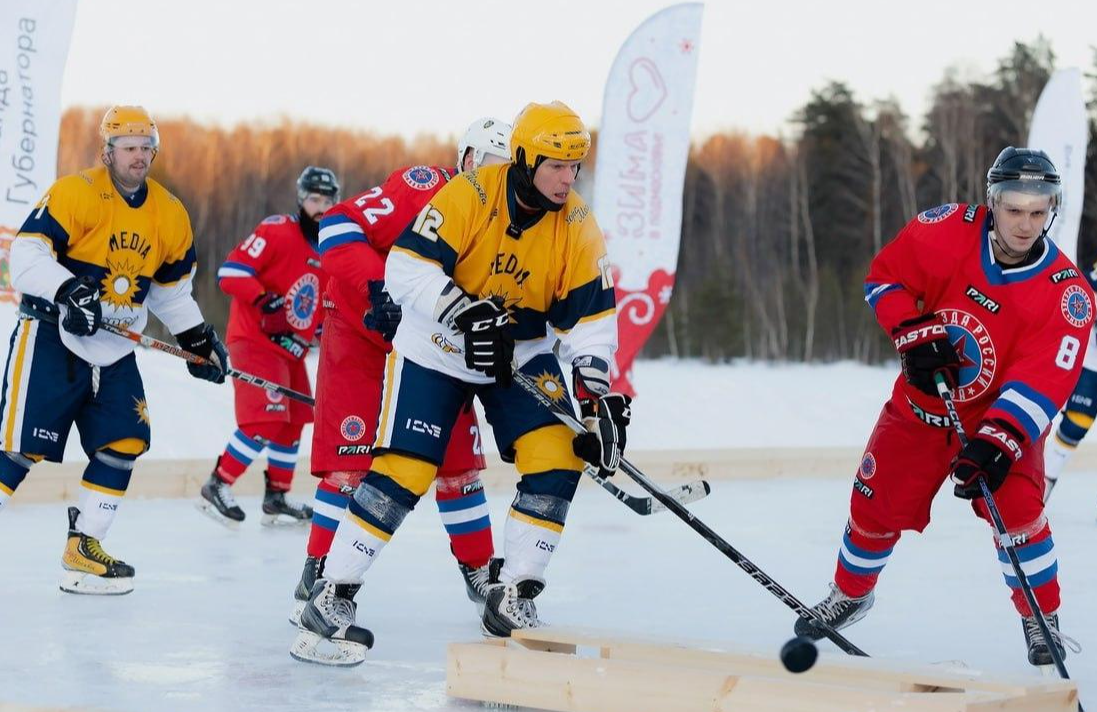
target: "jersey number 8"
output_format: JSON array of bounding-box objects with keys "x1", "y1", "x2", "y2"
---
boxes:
[{"x1": 1055, "y1": 335, "x2": 1080, "y2": 370}]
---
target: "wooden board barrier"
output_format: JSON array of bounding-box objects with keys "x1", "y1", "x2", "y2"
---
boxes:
[{"x1": 447, "y1": 627, "x2": 1078, "y2": 712}]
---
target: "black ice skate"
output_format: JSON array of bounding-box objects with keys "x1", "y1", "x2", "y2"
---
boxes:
[
  {"x1": 481, "y1": 576, "x2": 546, "y2": 638},
  {"x1": 290, "y1": 579, "x2": 374, "y2": 667},
  {"x1": 289, "y1": 555, "x2": 322, "y2": 626},
  {"x1": 459, "y1": 557, "x2": 503, "y2": 616},
  {"x1": 197, "y1": 468, "x2": 245, "y2": 528},
  {"x1": 261, "y1": 473, "x2": 313, "y2": 527},
  {"x1": 60, "y1": 507, "x2": 135, "y2": 595},
  {"x1": 1022, "y1": 612, "x2": 1079, "y2": 667},
  {"x1": 793, "y1": 583, "x2": 875, "y2": 640}
]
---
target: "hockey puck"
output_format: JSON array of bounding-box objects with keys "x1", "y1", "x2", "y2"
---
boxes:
[{"x1": 780, "y1": 636, "x2": 818, "y2": 673}]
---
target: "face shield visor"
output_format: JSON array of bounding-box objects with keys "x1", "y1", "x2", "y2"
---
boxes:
[{"x1": 988, "y1": 179, "x2": 1061, "y2": 238}]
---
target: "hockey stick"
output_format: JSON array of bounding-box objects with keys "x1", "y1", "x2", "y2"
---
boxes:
[
  {"x1": 511, "y1": 368, "x2": 869, "y2": 656},
  {"x1": 100, "y1": 322, "x2": 316, "y2": 407},
  {"x1": 934, "y1": 373, "x2": 1076, "y2": 687},
  {"x1": 586, "y1": 465, "x2": 711, "y2": 515}
]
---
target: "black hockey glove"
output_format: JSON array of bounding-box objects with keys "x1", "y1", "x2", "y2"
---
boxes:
[
  {"x1": 452, "y1": 297, "x2": 513, "y2": 387},
  {"x1": 362, "y1": 280, "x2": 402, "y2": 342},
  {"x1": 175, "y1": 323, "x2": 229, "y2": 384},
  {"x1": 269, "y1": 332, "x2": 310, "y2": 359},
  {"x1": 573, "y1": 393, "x2": 633, "y2": 478},
  {"x1": 253, "y1": 292, "x2": 291, "y2": 335},
  {"x1": 571, "y1": 356, "x2": 631, "y2": 477},
  {"x1": 891, "y1": 313, "x2": 960, "y2": 398},
  {"x1": 950, "y1": 419, "x2": 1024, "y2": 500},
  {"x1": 55, "y1": 276, "x2": 103, "y2": 337}
]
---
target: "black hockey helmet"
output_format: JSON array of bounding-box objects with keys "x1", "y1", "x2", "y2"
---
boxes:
[
  {"x1": 985, "y1": 147, "x2": 1061, "y2": 207},
  {"x1": 296, "y1": 166, "x2": 340, "y2": 205}
]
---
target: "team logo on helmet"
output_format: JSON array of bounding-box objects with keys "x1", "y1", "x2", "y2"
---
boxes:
[
  {"x1": 1061, "y1": 284, "x2": 1092, "y2": 328},
  {"x1": 917, "y1": 203, "x2": 959, "y2": 224},
  {"x1": 859, "y1": 452, "x2": 876, "y2": 480},
  {"x1": 286, "y1": 273, "x2": 320, "y2": 329},
  {"x1": 403, "y1": 166, "x2": 440, "y2": 191},
  {"x1": 340, "y1": 415, "x2": 366, "y2": 442},
  {"x1": 939, "y1": 308, "x2": 996, "y2": 402}
]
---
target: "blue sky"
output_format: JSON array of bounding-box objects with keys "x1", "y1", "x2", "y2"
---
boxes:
[{"x1": 61, "y1": 0, "x2": 1096, "y2": 139}]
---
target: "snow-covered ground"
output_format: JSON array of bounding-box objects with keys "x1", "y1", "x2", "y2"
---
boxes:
[{"x1": 3, "y1": 473, "x2": 1096, "y2": 712}]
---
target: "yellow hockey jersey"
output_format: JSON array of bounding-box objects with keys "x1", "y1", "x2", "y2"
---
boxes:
[
  {"x1": 12, "y1": 165, "x2": 204, "y2": 366},
  {"x1": 386, "y1": 162, "x2": 617, "y2": 383}
]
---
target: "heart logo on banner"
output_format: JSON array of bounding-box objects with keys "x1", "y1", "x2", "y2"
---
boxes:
[{"x1": 626, "y1": 57, "x2": 667, "y2": 122}]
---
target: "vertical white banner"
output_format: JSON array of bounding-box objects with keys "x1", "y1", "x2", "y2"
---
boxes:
[
  {"x1": 1027, "y1": 67, "x2": 1088, "y2": 265},
  {"x1": 593, "y1": 3, "x2": 702, "y2": 396},
  {"x1": 0, "y1": 0, "x2": 77, "y2": 310}
]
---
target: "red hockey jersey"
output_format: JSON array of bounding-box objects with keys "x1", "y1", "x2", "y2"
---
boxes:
[
  {"x1": 865, "y1": 203, "x2": 1094, "y2": 444},
  {"x1": 218, "y1": 213, "x2": 327, "y2": 360},
  {"x1": 317, "y1": 165, "x2": 453, "y2": 348}
]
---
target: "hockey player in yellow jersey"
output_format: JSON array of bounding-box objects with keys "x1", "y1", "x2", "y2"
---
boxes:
[
  {"x1": 292, "y1": 101, "x2": 631, "y2": 666},
  {"x1": 0, "y1": 106, "x2": 228, "y2": 595}
]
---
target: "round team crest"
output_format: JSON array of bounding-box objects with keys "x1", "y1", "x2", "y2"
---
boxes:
[
  {"x1": 939, "y1": 308, "x2": 996, "y2": 402},
  {"x1": 286, "y1": 273, "x2": 320, "y2": 329},
  {"x1": 266, "y1": 389, "x2": 284, "y2": 404},
  {"x1": 341, "y1": 415, "x2": 366, "y2": 442},
  {"x1": 859, "y1": 452, "x2": 876, "y2": 480},
  {"x1": 917, "y1": 203, "x2": 959, "y2": 224},
  {"x1": 403, "y1": 166, "x2": 440, "y2": 191},
  {"x1": 1060, "y1": 284, "x2": 1092, "y2": 328}
]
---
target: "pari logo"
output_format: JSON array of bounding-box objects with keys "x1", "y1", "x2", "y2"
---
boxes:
[
  {"x1": 286, "y1": 273, "x2": 320, "y2": 329},
  {"x1": 940, "y1": 308, "x2": 996, "y2": 402}
]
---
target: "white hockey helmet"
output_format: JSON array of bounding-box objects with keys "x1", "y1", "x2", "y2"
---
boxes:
[{"x1": 457, "y1": 117, "x2": 512, "y2": 172}]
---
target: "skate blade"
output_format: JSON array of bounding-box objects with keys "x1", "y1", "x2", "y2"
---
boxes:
[
  {"x1": 289, "y1": 600, "x2": 306, "y2": 626},
  {"x1": 289, "y1": 629, "x2": 366, "y2": 667},
  {"x1": 195, "y1": 500, "x2": 242, "y2": 530},
  {"x1": 260, "y1": 512, "x2": 310, "y2": 528},
  {"x1": 60, "y1": 570, "x2": 133, "y2": 595}
]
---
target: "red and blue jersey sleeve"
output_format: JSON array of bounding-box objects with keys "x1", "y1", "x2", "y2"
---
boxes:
[
  {"x1": 217, "y1": 216, "x2": 287, "y2": 304},
  {"x1": 318, "y1": 165, "x2": 451, "y2": 298},
  {"x1": 984, "y1": 281, "x2": 1095, "y2": 443}
]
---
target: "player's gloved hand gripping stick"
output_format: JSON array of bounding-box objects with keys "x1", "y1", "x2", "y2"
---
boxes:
[{"x1": 511, "y1": 365, "x2": 869, "y2": 657}]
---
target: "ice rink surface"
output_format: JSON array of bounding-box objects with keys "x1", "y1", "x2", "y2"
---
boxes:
[{"x1": 2, "y1": 469, "x2": 1096, "y2": 712}]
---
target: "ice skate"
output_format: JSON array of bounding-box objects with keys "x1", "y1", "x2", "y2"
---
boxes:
[
  {"x1": 289, "y1": 555, "x2": 322, "y2": 626},
  {"x1": 261, "y1": 487, "x2": 313, "y2": 528},
  {"x1": 197, "y1": 469, "x2": 245, "y2": 528},
  {"x1": 793, "y1": 583, "x2": 875, "y2": 640},
  {"x1": 60, "y1": 507, "x2": 135, "y2": 595},
  {"x1": 1022, "y1": 612, "x2": 1079, "y2": 668},
  {"x1": 290, "y1": 579, "x2": 373, "y2": 666},
  {"x1": 459, "y1": 557, "x2": 503, "y2": 616},
  {"x1": 481, "y1": 576, "x2": 545, "y2": 638}
]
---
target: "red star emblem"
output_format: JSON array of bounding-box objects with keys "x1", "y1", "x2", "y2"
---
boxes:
[
  {"x1": 950, "y1": 333, "x2": 979, "y2": 372},
  {"x1": 680, "y1": 38, "x2": 694, "y2": 53}
]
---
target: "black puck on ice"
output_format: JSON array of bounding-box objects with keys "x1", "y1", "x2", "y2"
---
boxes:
[{"x1": 780, "y1": 636, "x2": 818, "y2": 673}]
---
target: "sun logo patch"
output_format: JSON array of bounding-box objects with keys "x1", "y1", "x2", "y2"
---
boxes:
[
  {"x1": 101, "y1": 255, "x2": 142, "y2": 308},
  {"x1": 1061, "y1": 284, "x2": 1092, "y2": 328},
  {"x1": 534, "y1": 372, "x2": 567, "y2": 402},
  {"x1": 133, "y1": 397, "x2": 151, "y2": 427}
]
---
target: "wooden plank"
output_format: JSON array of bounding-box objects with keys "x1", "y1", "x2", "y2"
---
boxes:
[{"x1": 450, "y1": 629, "x2": 1078, "y2": 712}]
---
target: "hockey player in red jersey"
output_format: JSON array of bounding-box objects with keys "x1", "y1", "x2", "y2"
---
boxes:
[
  {"x1": 795, "y1": 148, "x2": 1092, "y2": 667},
  {"x1": 288, "y1": 120, "x2": 512, "y2": 628},
  {"x1": 200, "y1": 167, "x2": 337, "y2": 527}
]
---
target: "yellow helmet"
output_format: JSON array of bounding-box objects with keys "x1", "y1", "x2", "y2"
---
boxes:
[
  {"x1": 100, "y1": 105, "x2": 160, "y2": 151},
  {"x1": 510, "y1": 101, "x2": 590, "y2": 171}
]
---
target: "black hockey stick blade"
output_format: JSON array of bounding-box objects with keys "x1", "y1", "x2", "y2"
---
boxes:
[{"x1": 588, "y1": 467, "x2": 711, "y2": 515}]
